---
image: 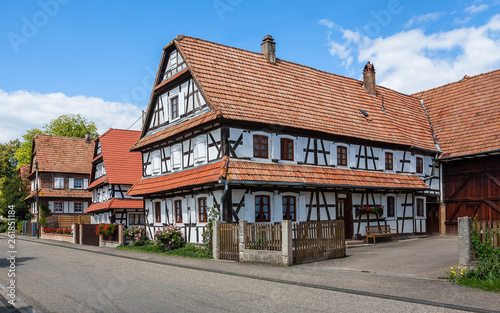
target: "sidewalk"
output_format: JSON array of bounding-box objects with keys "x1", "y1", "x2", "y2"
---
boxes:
[{"x1": 15, "y1": 234, "x2": 500, "y2": 312}]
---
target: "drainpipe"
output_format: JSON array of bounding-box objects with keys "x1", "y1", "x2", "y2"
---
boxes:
[{"x1": 220, "y1": 181, "x2": 229, "y2": 222}]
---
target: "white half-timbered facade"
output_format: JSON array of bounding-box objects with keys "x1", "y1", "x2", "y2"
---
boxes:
[{"x1": 128, "y1": 35, "x2": 441, "y2": 241}]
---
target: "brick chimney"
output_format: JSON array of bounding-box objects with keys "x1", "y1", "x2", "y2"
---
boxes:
[
  {"x1": 261, "y1": 35, "x2": 276, "y2": 64},
  {"x1": 85, "y1": 131, "x2": 91, "y2": 142},
  {"x1": 363, "y1": 61, "x2": 376, "y2": 96}
]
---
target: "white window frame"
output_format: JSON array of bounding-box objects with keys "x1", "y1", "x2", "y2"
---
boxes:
[
  {"x1": 74, "y1": 202, "x2": 83, "y2": 213},
  {"x1": 73, "y1": 179, "x2": 83, "y2": 189},
  {"x1": 54, "y1": 201, "x2": 63, "y2": 213},
  {"x1": 54, "y1": 177, "x2": 64, "y2": 189}
]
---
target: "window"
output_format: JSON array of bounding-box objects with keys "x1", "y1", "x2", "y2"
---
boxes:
[
  {"x1": 198, "y1": 197, "x2": 207, "y2": 223},
  {"x1": 387, "y1": 196, "x2": 395, "y2": 217},
  {"x1": 155, "y1": 202, "x2": 161, "y2": 223},
  {"x1": 171, "y1": 96, "x2": 179, "y2": 119},
  {"x1": 280, "y1": 138, "x2": 294, "y2": 161},
  {"x1": 416, "y1": 157, "x2": 423, "y2": 174},
  {"x1": 175, "y1": 200, "x2": 183, "y2": 223},
  {"x1": 385, "y1": 152, "x2": 393, "y2": 170},
  {"x1": 129, "y1": 213, "x2": 144, "y2": 225},
  {"x1": 74, "y1": 202, "x2": 83, "y2": 213},
  {"x1": 255, "y1": 195, "x2": 270, "y2": 222},
  {"x1": 253, "y1": 135, "x2": 268, "y2": 158},
  {"x1": 282, "y1": 196, "x2": 296, "y2": 221},
  {"x1": 337, "y1": 146, "x2": 348, "y2": 166},
  {"x1": 417, "y1": 199, "x2": 424, "y2": 216},
  {"x1": 74, "y1": 179, "x2": 83, "y2": 189},
  {"x1": 54, "y1": 202, "x2": 63, "y2": 213},
  {"x1": 54, "y1": 177, "x2": 64, "y2": 189}
]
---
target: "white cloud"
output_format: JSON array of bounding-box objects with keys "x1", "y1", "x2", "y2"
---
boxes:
[
  {"x1": 0, "y1": 90, "x2": 144, "y2": 143},
  {"x1": 319, "y1": 14, "x2": 500, "y2": 94},
  {"x1": 405, "y1": 12, "x2": 447, "y2": 28},
  {"x1": 465, "y1": 4, "x2": 489, "y2": 14}
]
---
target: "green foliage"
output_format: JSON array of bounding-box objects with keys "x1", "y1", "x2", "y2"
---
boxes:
[
  {"x1": 117, "y1": 243, "x2": 213, "y2": 259},
  {"x1": 0, "y1": 140, "x2": 21, "y2": 177},
  {"x1": 14, "y1": 114, "x2": 98, "y2": 168},
  {"x1": 469, "y1": 226, "x2": 500, "y2": 281},
  {"x1": 124, "y1": 226, "x2": 149, "y2": 246},
  {"x1": 202, "y1": 207, "x2": 219, "y2": 252},
  {"x1": 39, "y1": 204, "x2": 50, "y2": 226},
  {"x1": 0, "y1": 220, "x2": 7, "y2": 232},
  {"x1": 96, "y1": 223, "x2": 117, "y2": 236},
  {"x1": 17, "y1": 221, "x2": 23, "y2": 233},
  {"x1": 456, "y1": 277, "x2": 500, "y2": 292}
]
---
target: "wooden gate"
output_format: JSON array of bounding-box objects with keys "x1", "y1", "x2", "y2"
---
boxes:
[
  {"x1": 219, "y1": 223, "x2": 239, "y2": 261},
  {"x1": 81, "y1": 224, "x2": 99, "y2": 246},
  {"x1": 293, "y1": 220, "x2": 346, "y2": 264}
]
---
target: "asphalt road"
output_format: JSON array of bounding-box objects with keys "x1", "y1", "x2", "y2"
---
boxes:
[{"x1": 0, "y1": 235, "x2": 499, "y2": 313}]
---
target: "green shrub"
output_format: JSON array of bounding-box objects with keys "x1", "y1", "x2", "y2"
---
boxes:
[{"x1": 0, "y1": 220, "x2": 7, "y2": 232}]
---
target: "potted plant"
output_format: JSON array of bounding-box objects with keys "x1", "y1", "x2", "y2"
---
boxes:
[
  {"x1": 154, "y1": 225, "x2": 184, "y2": 251},
  {"x1": 360, "y1": 205, "x2": 383, "y2": 215},
  {"x1": 95, "y1": 223, "x2": 117, "y2": 237}
]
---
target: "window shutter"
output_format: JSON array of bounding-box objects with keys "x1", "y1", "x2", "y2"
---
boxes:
[
  {"x1": 330, "y1": 143, "x2": 337, "y2": 166},
  {"x1": 48, "y1": 201, "x2": 54, "y2": 213},
  {"x1": 182, "y1": 199, "x2": 188, "y2": 224},
  {"x1": 178, "y1": 91, "x2": 186, "y2": 117},
  {"x1": 63, "y1": 201, "x2": 69, "y2": 213},
  {"x1": 379, "y1": 150, "x2": 385, "y2": 170},
  {"x1": 273, "y1": 194, "x2": 282, "y2": 223},
  {"x1": 244, "y1": 194, "x2": 254, "y2": 223},
  {"x1": 243, "y1": 132, "x2": 252, "y2": 158},
  {"x1": 83, "y1": 179, "x2": 88, "y2": 189},
  {"x1": 83, "y1": 202, "x2": 88, "y2": 213},
  {"x1": 298, "y1": 195, "x2": 307, "y2": 222},
  {"x1": 296, "y1": 139, "x2": 304, "y2": 163},
  {"x1": 69, "y1": 178, "x2": 74, "y2": 189},
  {"x1": 172, "y1": 145, "x2": 182, "y2": 169},
  {"x1": 69, "y1": 202, "x2": 74, "y2": 214},
  {"x1": 348, "y1": 145, "x2": 356, "y2": 168}
]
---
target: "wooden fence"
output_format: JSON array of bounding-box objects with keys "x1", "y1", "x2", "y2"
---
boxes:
[
  {"x1": 219, "y1": 223, "x2": 239, "y2": 261},
  {"x1": 245, "y1": 223, "x2": 282, "y2": 251},
  {"x1": 293, "y1": 220, "x2": 346, "y2": 264},
  {"x1": 473, "y1": 220, "x2": 500, "y2": 248},
  {"x1": 59, "y1": 215, "x2": 92, "y2": 228}
]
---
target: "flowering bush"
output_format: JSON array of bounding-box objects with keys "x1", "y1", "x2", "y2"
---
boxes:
[
  {"x1": 360, "y1": 205, "x2": 383, "y2": 215},
  {"x1": 124, "y1": 226, "x2": 149, "y2": 246},
  {"x1": 154, "y1": 225, "x2": 184, "y2": 250},
  {"x1": 43, "y1": 228, "x2": 72, "y2": 235},
  {"x1": 95, "y1": 223, "x2": 117, "y2": 236}
]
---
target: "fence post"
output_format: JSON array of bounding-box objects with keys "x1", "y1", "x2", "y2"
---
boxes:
[
  {"x1": 79, "y1": 224, "x2": 83, "y2": 245},
  {"x1": 118, "y1": 224, "x2": 124, "y2": 245},
  {"x1": 22, "y1": 221, "x2": 26, "y2": 236},
  {"x1": 281, "y1": 220, "x2": 293, "y2": 266},
  {"x1": 32, "y1": 222, "x2": 36, "y2": 237},
  {"x1": 458, "y1": 217, "x2": 473, "y2": 267},
  {"x1": 213, "y1": 220, "x2": 220, "y2": 260},
  {"x1": 72, "y1": 224, "x2": 77, "y2": 244},
  {"x1": 239, "y1": 220, "x2": 247, "y2": 262}
]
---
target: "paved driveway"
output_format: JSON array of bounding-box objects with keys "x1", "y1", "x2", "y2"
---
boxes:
[{"x1": 298, "y1": 235, "x2": 458, "y2": 280}]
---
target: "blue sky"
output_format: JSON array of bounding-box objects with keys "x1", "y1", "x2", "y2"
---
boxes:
[{"x1": 1, "y1": 0, "x2": 499, "y2": 142}]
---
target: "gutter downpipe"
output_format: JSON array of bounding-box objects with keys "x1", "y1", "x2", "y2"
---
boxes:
[{"x1": 220, "y1": 181, "x2": 229, "y2": 222}]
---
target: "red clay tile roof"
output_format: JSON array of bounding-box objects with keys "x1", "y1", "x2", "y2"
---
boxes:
[
  {"x1": 25, "y1": 189, "x2": 91, "y2": 200},
  {"x1": 85, "y1": 198, "x2": 143, "y2": 213},
  {"x1": 87, "y1": 176, "x2": 108, "y2": 189},
  {"x1": 413, "y1": 69, "x2": 500, "y2": 158},
  {"x1": 91, "y1": 129, "x2": 142, "y2": 186},
  {"x1": 132, "y1": 111, "x2": 218, "y2": 150},
  {"x1": 148, "y1": 35, "x2": 436, "y2": 152},
  {"x1": 29, "y1": 135, "x2": 94, "y2": 176},
  {"x1": 127, "y1": 158, "x2": 227, "y2": 196},
  {"x1": 127, "y1": 157, "x2": 427, "y2": 196}
]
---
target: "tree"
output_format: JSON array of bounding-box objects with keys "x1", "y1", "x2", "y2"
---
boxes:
[
  {"x1": 14, "y1": 114, "x2": 99, "y2": 168},
  {"x1": 0, "y1": 140, "x2": 30, "y2": 220}
]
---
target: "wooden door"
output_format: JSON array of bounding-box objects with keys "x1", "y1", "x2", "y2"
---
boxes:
[
  {"x1": 336, "y1": 193, "x2": 353, "y2": 239},
  {"x1": 426, "y1": 202, "x2": 440, "y2": 235}
]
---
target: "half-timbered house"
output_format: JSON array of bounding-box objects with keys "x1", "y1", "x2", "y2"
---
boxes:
[
  {"x1": 25, "y1": 134, "x2": 94, "y2": 223},
  {"x1": 127, "y1": 35, "x2": 441, "y2": 241},
  {"x1": 86, "y1": 129, "x2": 144, "y2": 226},
  {"x1": 413, "y1": 70, "x2": 500, "y2": 234}
]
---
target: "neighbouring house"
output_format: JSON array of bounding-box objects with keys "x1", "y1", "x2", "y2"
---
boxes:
[
  {"x1": 127, "y1": 35, "x2": 441, "y2": 242},
  {"x1": 413, "y1": 70, "x2": 500, "y2": 234},
  {"x1": 86, "y1": 129, "x2": 144, "y2": 227},
  {"x1": 25, "y1": 134, "x2": 94, "y2": 225}
]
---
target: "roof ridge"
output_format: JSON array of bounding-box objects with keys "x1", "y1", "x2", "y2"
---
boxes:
[{"x1": 412, "y1": 68, "x2": 500, "y2": 95}]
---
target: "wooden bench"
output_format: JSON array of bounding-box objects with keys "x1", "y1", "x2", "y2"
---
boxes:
[{"x1": 365, "y1": 225, "x2": 398, "y2": 244}]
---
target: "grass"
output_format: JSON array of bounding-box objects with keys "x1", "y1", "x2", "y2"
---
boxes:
[
  {"x1": 117, "y1": 243, "x2": 213, "y2": 259},
  {"x1": 457, "y1": 277, "x2": 500, "y2": 292}
]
